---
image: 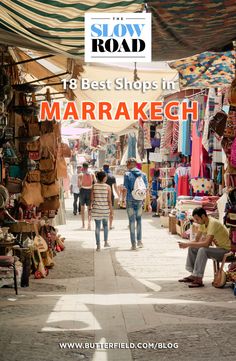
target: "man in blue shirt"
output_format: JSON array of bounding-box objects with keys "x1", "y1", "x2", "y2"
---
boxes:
[{"x1": 123, "y1": 158, "x2": 151, "y2": 250}]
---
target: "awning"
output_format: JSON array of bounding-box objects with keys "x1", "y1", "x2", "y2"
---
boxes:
[
  {"x1": 0, "y1": 0, "x2": 143, "y2": 58},
  {"x1": 73, "y1": 63, "x2": 177, "y2": 133},
  {"x1": 149, "y1": 1, "x2": 236, "y2": 60},
  {"x1": 169, "y1": 51, "x2": 235, "y2": 89}
]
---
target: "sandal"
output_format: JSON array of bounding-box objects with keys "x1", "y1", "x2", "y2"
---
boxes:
[
  {"x1": 178, "y1": 277, "x2": 195, "y2": 283},
  {"x1": 188, "y1": 282, "x2": 204, "y2": 288}
]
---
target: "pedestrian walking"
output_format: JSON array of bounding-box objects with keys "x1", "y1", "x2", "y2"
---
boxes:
[
  {"x1": 70, "y1": 166, "x2": 82, "y2": 215},
  {"x1": 91, "y1": 171, "x2": 112, "y2": 251},
  {"x1": 123, "y1": 158, "x2": 151, "y2": 250},
  {"x1": 78, "y1": 162, "x2": 96, "y2": 230},
  {"x1": 103, "y1": 163, "x2": 120, "y2": 230}
]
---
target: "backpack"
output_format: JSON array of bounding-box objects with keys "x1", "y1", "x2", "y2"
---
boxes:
[{"x1": 131, "y1": 175, "x2": 147, "y2": 201}]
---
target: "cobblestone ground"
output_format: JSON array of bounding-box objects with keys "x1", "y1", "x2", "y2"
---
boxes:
[{"x1": 0, "y1": 198, "x2": 235, "y2": 361}]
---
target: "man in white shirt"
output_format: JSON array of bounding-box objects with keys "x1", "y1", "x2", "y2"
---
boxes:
[{"x1": 70, "y1": 166, "x2": 82, "y2": 215}]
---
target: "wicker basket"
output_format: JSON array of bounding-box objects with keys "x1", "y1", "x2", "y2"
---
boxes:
[{"x1": 10, "y1": 221, "x2": 36, "y2": 233}]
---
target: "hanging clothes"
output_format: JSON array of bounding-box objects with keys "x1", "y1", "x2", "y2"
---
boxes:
[
  {"x1": 137, "y1": 126, "x2": 145, "y2": 160},
  {"x1": 143, "y1": 123, "x2": 152, "y2": 149},
  {"x1": 171, "y1": 120, "x2": 179, "y2": 154},
  {"x1": 191, "y1": 122, "x2": 202, "y2": 178},
  {"x1": 181, "y1": 100, "x2": 192, "y2": 156},
  {"x1": 127, "y1": 134, "x2": 136, "y2": 158},
  {"x1": 175, "y1": 166, "x2": 191, "y2": 197}
]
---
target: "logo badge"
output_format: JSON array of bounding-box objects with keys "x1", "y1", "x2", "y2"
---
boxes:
[{"x1": 85, "y1": 13, "x2": 152, "y2": 63}]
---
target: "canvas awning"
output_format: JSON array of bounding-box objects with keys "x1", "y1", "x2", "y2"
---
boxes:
[
  {"x1": 0, "y1": 0, "x2": 143, "y2": 58},
  {"x1": 74, "y1": 63, "x2": 177, "y2": 133},
  {"x1": 1, "y1": 1, "x2": 236, "y2": 60}
]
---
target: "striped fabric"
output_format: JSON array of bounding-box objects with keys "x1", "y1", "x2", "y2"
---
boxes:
[
  {"x1": 91, "y1": 183, "x2": 110, "y2": 220},
  {"x1": 0, "y1": 0, "x2": 143, "y2": 57}
]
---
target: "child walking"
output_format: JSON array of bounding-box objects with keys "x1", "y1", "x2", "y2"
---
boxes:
[{"x1": 91, "y1": 171, "x2": 112, "y2": 251}]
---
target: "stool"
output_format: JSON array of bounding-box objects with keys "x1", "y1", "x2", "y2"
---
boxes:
[{"x1": 0, "y1": 256, "x2": 18, "y2": 295}]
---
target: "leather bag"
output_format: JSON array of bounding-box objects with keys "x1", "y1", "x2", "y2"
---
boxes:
[
  {"x1": 39, "y1": 196, "x2": 60, "y2": 211},
  {"x1": 212, "y1": 269, "x2": 227, "y2": 288},
  {"x1": 56, "y1": 156, "x2": 67, "y2": 179},
  {"x1": 27, "y1": 170, "x2": 41, "y2": 182},
  {"x1": 26, "y1": 139, "x2": 40, "y2": 152},
  {"x1": 6, "y1": 177, "x2": 22, "y2": 194},
  {"x1": 40, "y1": 169, "x2": 57, "y2": 184},
  {"x1": 39, "y1": 158, "x2": 55, "y2": 171},
  {"x1": 42, "y1": 181, "x2": 60, "y2": 198},
  {"x1": 209, "y1": 110, "x2": 228, "y2": 137},
  {"x1": 21, "y1": 181, "x2": 44, "y2": 206}
]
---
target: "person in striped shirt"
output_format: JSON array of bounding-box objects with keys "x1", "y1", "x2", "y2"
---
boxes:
[{"x1": 91, "y1": 171, "x2": 112, "y2": 251}]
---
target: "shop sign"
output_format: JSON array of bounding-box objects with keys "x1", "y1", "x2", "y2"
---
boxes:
[{"x1": 85, "y1": 13, "x2": 152, "y2": 62}]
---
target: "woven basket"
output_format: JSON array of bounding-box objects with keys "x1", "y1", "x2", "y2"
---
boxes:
[{"x1": 10, "y1": 221, "x2": 35, "y2": 233}]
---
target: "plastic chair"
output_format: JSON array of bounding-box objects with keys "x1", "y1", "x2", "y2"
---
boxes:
[{"x1": 0, "y1": 256, "x2": 18, "y2": 295}]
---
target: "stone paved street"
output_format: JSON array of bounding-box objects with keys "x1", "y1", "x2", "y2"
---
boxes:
[{"x1": 0, "y1": 199, "x2": 236, "y2": 361}]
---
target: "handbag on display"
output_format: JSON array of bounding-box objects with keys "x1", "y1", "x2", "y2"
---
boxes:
[
  {"x1": 60, "y1": 143, "x2": 72, "y2": 158},
  {"x1": 6, "y1": 177, "x2": 22, "y2": 194},
  {"x1": 40, "y1": 121, "x2": 54, "y2": 135},
  {"x1": 26, "y1": 139, "x2": 40, "y2": 152},
  {"x1": 9, "y1": 164, "x2": 23, "y2": 179},
  {"x1": 33, "y1": 235, "x2": 48, "y2": 253},
  {"x1": 29, "y1": 151, "x2": 41, "y2": 161},
  {"x1": 223, "y1": 110, "x2": 236, "y2": 138},
  {"x1": 39, "y1": 196, "x2": 60, "y2": 211},
  {"x1": 41, "y1": 181, "x2": 60, "y2": 198},
  {"x1": 56, "y1": 156, "x2": 67, "y2": 179},
  {"x1": 27, "y1": 170, "x2": 41, "y2": 182},
  {"x1": 40, "y1": 169, "x2": 57, "y2": 184},
  {"x1": 212, "y1": 269, "x2": 227, "y2": 288},
  {"x1": 209, "y1": 110, "x2": 227, "y2": 137},
  {"x1": 18, "y1": 125, "x2": 28, "y2": 138},
  {"x1": 28, "y1": 122, "x2": 40, "y2": 137},
  {"x1": 21, "y1": 181, "x2": 44, "y2": 206},
  {"x1": 40, "y1": 133, "x2": 57, "y2": 153},
  {"x1": 39, "y1": 157, "x2": 55, "y2": 171}
]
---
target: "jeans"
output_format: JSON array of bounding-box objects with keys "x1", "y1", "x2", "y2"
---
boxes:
[
  {"x1": 73, "y1": 193, "x2": 81, "y2": 214},
  {"x1": 186, "y1": 247, "x2": 229, "y2": 278},
  {"x1": 95, "y1": 219, "x2": 108, "y2": 245},
  {"x1": 126, "y1": 200, "x2": 142, "y2": 245}
]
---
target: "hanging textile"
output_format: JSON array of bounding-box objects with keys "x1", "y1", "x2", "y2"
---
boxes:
[
  {"x1": 191, "y1": 122, "x2": 202, "y2": 178},
  {"x1": 171, "y1": 120, "x2": 179, "y2": 154},
  {"x1": 127, "y1": 134, "x2": 137, "y2": 159},
  {"x1": 169, "y1": 51, "x2": 235, "y2": 89},
  {"x1": 181, "y1": 100, "x2": 192, "y2": 156},
  {"x1": 160, "y1": 116, "x2": 173, "y2": 156},
  {"x1": 202, "y1": 89, "x2": 216, "y2": 151},
  {"x1": 137, "y1": 126, "x2": 145, "y2": 160},
  {"x1": 143, "y1": 123, "x2": 152, "y2": 149}
]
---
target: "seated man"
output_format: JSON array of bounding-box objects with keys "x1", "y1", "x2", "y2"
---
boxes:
[{"x1": 178, "y1": 207, "x2": 231, "y2": 288}]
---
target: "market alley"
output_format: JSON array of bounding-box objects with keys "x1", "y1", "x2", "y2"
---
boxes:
[{"x1": 0, "y1": 199, "x2": 235, "y2": 361}]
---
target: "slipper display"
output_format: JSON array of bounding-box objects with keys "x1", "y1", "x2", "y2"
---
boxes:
[
  {"x1": 178, "y1": 277, "x2": 195, "y2": 283},
  {"x1": 188, "y1": 282, "x2": 204, "y2": 288}
]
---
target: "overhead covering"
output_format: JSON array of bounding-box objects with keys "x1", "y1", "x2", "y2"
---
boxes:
[
  {"x1": 73, "y1": 63, "x2": 177, "y2": 133},
  {"x1": 169, "y1": 51, "x2": 235, "y2": 89},
  {"x1": 149, "y1": 0, "x2": 236, "y2": 60},
  {"x1": 0, "y1": 0, "x2": 143, "y2": 57}
]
